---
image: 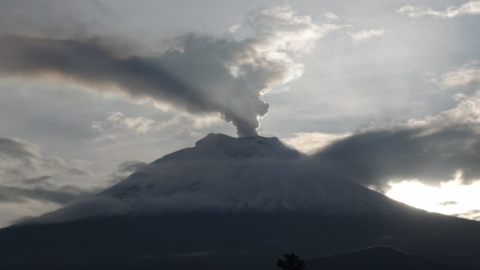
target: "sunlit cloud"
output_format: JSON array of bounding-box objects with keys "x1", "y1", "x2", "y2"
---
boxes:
[
  {"x1": 89, "y1": 112, "x2": 223, "y2": 145},
  {"x1": 399, "y1": 1, "x2": 480, "y2": 18},
  {"x1": 433, "y1": 60, "x2": 480, "y2": 89},
  {"x1": 454, "y1": 210, "x2": 480, "y2": 221},
  {"x1": 229, "y1": 24, "x2": 241, "y2": 33},
  {"x1": 282, "y1": 132, "x2": 351, "y2": 154}
]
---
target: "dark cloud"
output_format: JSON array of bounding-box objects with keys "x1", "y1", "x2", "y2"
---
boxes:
[
  {"x1": 33, "y1": 197, "x2": 132, "y2": 224},
  {"x1": 311, "y1": 93, "x2": 480, "y2": 191},
  {"x1": 108, "y1": 160, "x2": 147, "y2": 183},
  {"x1": 0, "y1": 5, "x2": 334, "y2": 137},
  {"x1": 0, "y1": 136, "x2": 102, "y2": 213},
  {"x1": 0, "y1": 35, "x2": 260, "y2": 137},
  {"x1": 116, "y1": 160, "x2": 148, "y2": 174},
  {"x1": 0, "y1": 184, "x2": 98, "y2": 204},
  {"x1": 0, "y1": 136, "x2": 145, "y2": 220},
  {"x1": 0, "y1": 136, "x2": 91, "y2": 183},
  {"x1": 0, "y1": 137, "x2": 39, "y2": 160},
  {"x1": 21, "y1": 175, "x2": 51, "y2": 185}
]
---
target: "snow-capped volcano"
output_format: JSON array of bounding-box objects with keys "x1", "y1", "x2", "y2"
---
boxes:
[
  {"x1": 3, "y1": 134, "x2": 480, "y2": 270},
  {"x1": 99, "y1": 133, "x2": 401, "y2": 214}
]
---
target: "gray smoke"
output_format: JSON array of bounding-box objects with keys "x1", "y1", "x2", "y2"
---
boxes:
[
  {"x1": 0, "y1": 5, "x2": 336, "y2": 137},
  {"x1": 311, "y1": 93, "x2": 480, "y2": 191}
]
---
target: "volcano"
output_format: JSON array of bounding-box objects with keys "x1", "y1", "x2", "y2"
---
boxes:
[
  {"x1": 0, "y1": 134, "x2": 480, "y2": 269},
  {"x1": 99, "y1": 133, "x2": 403, "y2": 215}
]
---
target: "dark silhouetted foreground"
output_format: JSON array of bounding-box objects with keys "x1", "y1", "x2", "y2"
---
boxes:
[
  {"x1": 277, "y1": 253, "x2": 306, "y2": 270},
  {"x1": 307, "y1": 246, "x2": 452, "y2": 270}
]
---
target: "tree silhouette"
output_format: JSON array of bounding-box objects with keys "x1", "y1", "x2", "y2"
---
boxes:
[{"x1": 277, "y1": 253, "x2": 306, "y2": 270}]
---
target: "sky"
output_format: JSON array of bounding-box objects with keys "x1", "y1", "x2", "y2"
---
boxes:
[{"x1": 0, "y1": 0, "x2": 480, "y2": 227}]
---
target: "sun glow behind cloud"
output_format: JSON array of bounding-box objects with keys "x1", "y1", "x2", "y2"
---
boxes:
[
  {"x1": 386, "y1": 178, "x2": 480, "y2": 219},
  {"x1": 283, "y1": 89, "x2": 480, "y2": 221}
]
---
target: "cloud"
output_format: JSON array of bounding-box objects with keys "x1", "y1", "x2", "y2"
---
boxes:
[
  {"x1": 0, "y1": 135, "x2": 155, "y2": 227},
  {"x1": 108, "y1": 160, "x2": 147, "y2": 183},
  {"x1": 33, "y1": 197, "x2": 132, "y2": 224},
  {"x1": 348, "y1": 29, "x2": 385, "y2": 41},
  {"x1": 0, "y1": 184, "x2": 97, "y2": 204},
  {"x1": 311, "y1": 92, "x2": 480, "y2": 191},
  {"x1": 229, "y1": 24, "x2": 241, "y2": 33},
  {"x1": 0, "y1": 136, "x2": 114, "y2": 227},
  {"x1": 398, "y1": 2, "x2": 480, "y2": 18},
  {"x1": 95, "y1": 112, "x2": 179, "y2": 135},
  {"x1": 0, "y1": 5, "x2": 338, "y2": 137},
  {"x1": 21, "y1": 175, "x2": 52, "y2": 185},
  {"x1": 434, "y1": 60, "x2": 480, "y2": 89},
  {"x1": 282, "y1": 132, "x2": 351, "y2": 154},
  {"x1": 453, "y1": 209, "x2": 480, "y2": 221},
  {"x1": 0, "y1": 137, "x2": 91, "y2": 183},
  {"x1": 89, "y1": 111, "x2": 223, "y2": 145},
  {"x1": 115, "y1": 160, "x2": 147, "y2": 174},
  {"x1": 386, "y1": 179, "x2": 480, "y2": 218},
  {"x1": 439, "y1": 200, "x2": 458, "y2": 206},
  {"x1": 0, "y1": 0, "x2": 110, "y2": 38},
  {"x1": 324, "y1": 12, "x2": 339, "y2": 21},
  {"x1": 94, "y1": 112, "x2": 221, "y2": 135}
]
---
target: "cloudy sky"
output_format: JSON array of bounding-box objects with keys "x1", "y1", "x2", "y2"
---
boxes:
[{"x1": 1, "y1": 0, "x2": 480, "y2": 227}]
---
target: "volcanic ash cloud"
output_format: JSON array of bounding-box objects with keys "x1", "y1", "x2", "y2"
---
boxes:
[{"x1": 0, "y1": 5, "x2": 338, "y2": 137}]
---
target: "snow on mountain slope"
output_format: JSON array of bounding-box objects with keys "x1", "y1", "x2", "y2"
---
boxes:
[
  {"x1": 99, "y1": 133, "x2": 404, "y2": 214},
  {"x1": 152, "y1": 133, "x2": 301, "y2": 161}
]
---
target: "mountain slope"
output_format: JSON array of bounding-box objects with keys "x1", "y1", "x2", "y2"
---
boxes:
[{"x1": 98, "y1": 133, "x2": 403, "y2": 214}]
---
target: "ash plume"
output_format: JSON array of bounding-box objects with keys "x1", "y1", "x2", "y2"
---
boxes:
[{"x1": 0, "y1": 5, "x2": 337, "y2": 137}]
